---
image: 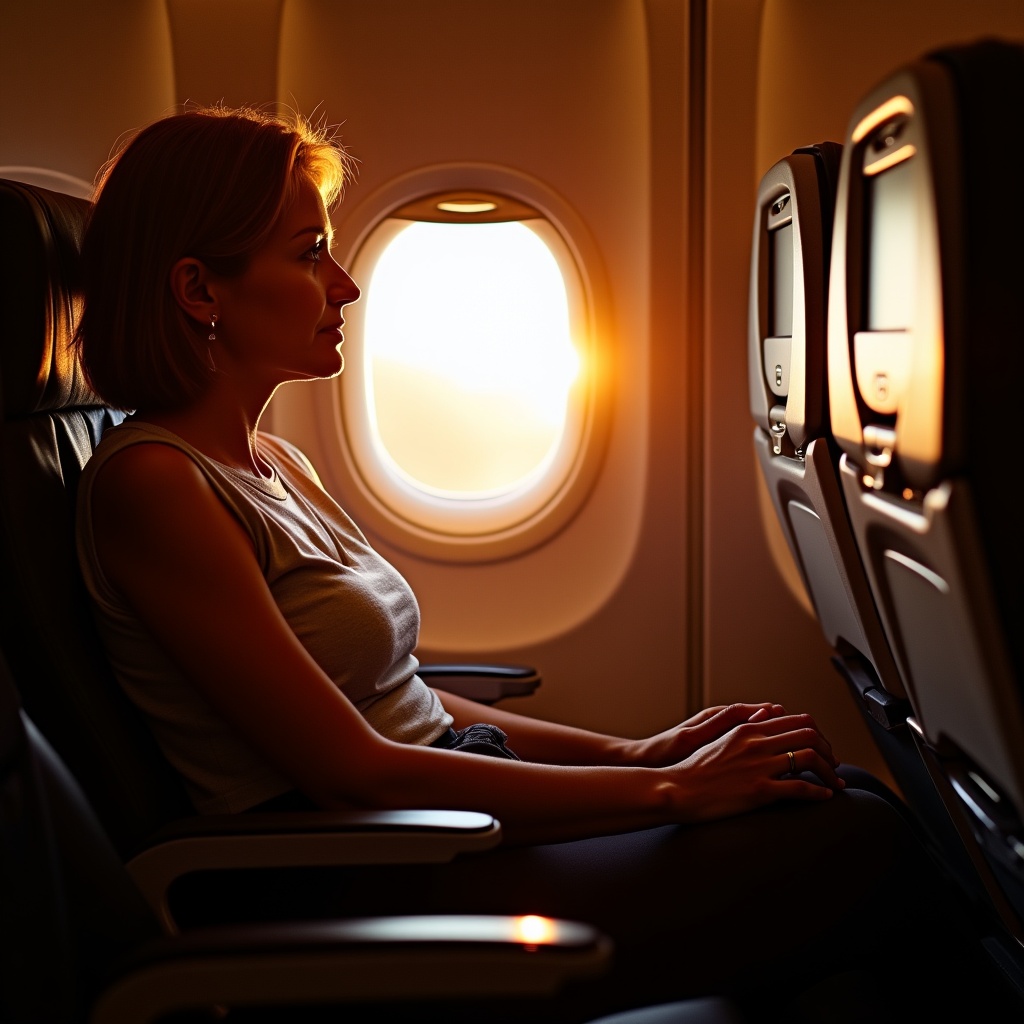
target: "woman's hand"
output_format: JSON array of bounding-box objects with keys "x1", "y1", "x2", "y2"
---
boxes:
[
  {"x1": 629, "y1": 702, "x2": 790, "y2": 767},
  {"x1": 662, "y1": 712, "x2": 844, "y2": 823}
]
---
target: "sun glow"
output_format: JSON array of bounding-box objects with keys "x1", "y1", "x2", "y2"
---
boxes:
[{"x1": 362, "y1": 219, "x2": 582, "y2": 498}]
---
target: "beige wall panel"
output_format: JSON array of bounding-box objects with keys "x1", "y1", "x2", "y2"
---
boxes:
[
  {"x1": 166, "y1": 0, "x2": 284, "y2": 109},
  {"x1": 0, "y1": 0, "x2": 175, "y2": 184},
  {"x1": 278, "y1": 0, "x2": 649, "y2": 354}
]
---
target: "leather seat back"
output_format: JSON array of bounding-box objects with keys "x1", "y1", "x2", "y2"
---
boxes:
[
  {"x1": 827, "y1": 40, "x2": 1024, "y2": 930},
  {"x1": 0, "y1": 178, "x2": 193, "y2": 855}
]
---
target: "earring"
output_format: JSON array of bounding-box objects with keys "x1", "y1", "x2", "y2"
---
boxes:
[{"x1": 206, "y1": 314, "x2": 219, "y2": 372}]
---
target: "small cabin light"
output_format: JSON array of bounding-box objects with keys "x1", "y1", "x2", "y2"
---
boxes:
[
  {"x1": 436, "y1": 200, "x2": 498, "y2": 214},
  {"x1": 514, "y1": 914, "x2": 556, "y2": 946},
  {"x1": 392, "y1": 192, "x2": 539, "y2": 224}
]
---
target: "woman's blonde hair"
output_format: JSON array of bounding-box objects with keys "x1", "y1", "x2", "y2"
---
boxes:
[{"x1": 76, "y1": 106, "x2": 350, "y2": 411}]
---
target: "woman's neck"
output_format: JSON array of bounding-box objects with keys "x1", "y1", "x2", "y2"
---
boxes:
[{"x1": 134, "y1": 380, "x2": 278, "y2": 480}]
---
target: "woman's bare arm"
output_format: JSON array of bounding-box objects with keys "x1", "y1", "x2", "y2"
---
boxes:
[{"x1": 435, "y1": 689, "x2": 835, "y2": 771}]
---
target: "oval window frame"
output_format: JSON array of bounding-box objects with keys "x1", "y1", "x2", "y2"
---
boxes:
[{"x1": 323, "y1": 163, "x2": 611, "y2": 563}]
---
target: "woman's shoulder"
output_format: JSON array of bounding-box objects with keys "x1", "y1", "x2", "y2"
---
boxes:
[
  {"x1": 86, "y1": 427, "x2": 215, "y2": 513},
  {"x1": 85, "y1": 420, "x2": 189, "y2": 479},
  {"x1": 87, "y1": 419, "x2": 206, "y2": 470},
  {"x1": 83, "y1": 423, "x2": 279, "y2": 540},
  {"x1": 83, "y1": 421, "x2": 210, "y2": 493}
]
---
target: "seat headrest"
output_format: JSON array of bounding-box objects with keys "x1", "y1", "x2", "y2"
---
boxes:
[{"x1": 0, "y1": 178, "x2": 106, "y2": 420}]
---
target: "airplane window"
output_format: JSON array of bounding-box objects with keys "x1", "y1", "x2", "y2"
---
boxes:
[
  {"x1": 362, "y1": 218, "x2": 579, "y2": 498},
  {"x1": 336, "y1": 188, "x2": 600, "y2": 558}
]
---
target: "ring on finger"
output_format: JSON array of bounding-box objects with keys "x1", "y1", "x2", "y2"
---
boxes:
[{"x1": 786, "y1": 750, "x2": 796, "y2": 774}]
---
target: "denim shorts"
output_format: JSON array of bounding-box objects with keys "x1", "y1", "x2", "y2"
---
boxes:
[{"x1": 430, "y1": 723, "x2": 521, "y2": 760}]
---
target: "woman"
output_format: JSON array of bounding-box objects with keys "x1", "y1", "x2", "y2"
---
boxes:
[{"x1": 73, "y1": 107, "x2": 965, "y2": 1020}]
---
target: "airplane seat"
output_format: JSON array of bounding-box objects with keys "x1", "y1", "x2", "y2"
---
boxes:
[
  {"x1": 0, "y1": 177, "x2": 194, "y2": 854},
  {"x1": 748, "y1": 140, "x2": 914, "y2": 712},
  {"x1": 0, "y1": 176, "x2": 540, "y2": 866},
  {"x1": 827, "y1": 38, "x2": 1024, "y2": 945},
  {"x1": 745, "y1": 141, "x2": 976, "y2": 874},
  {"x1": 0, "y1": 645, "x2": 594, "y2": 1024}
]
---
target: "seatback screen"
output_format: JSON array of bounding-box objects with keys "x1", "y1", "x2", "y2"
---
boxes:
[
  {"x1": 865, "y1": 158, "x2": 917, "y2": 332},
  {"x1": 770, "y1": 221, "x2": 794, "y2": 337}
]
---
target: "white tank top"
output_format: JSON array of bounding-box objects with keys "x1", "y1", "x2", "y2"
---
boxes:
[{"x1": 76, "y1": 420, "x2": 452, "y2": 813}]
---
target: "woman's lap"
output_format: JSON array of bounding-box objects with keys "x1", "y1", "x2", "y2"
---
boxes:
[
  {"x1": 379, "y1": 787, "x2": 901, "y2": 927},
  {"x1": 181, "y1": 773, "x2": 974, "y2": 1020},
  {"x1": 333, "y1": 786, "x2": 924, "y2": 1014},
  {"x1": 270, "y1": 782, "x2": 940, "y2": 1018}
]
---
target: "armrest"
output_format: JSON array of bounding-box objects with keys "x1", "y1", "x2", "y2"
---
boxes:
[
  {"x1": 420, "y1": 663, "x2": 541, "y2": 704},
  {"x1": 127, "y1": 809, "x2": 501, "y2": 933},
  {"x1": 92, "y1": 914, "x2": 612, "y2": 1024}
]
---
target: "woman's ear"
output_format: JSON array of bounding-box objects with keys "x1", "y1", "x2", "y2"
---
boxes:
[{"x1": 169, "y1": 257, "x2": 216, "y2": 326}]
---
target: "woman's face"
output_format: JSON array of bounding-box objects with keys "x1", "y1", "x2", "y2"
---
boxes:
[{"x1": 211, "y1": 174, "x2": 360, "y2": 388}]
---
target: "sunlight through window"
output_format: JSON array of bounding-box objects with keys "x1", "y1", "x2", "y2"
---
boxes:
[{"x1": 362, "y1": 219, "x2": 581, "y2": 498}]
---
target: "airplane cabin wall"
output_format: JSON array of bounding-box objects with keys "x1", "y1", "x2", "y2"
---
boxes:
[
  {"x1": 1, "y1": 1, "x2": 1021, "y2": 767},
  {"x1": 0, "y1": 1, "x2": 175, "y2": 186}
]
